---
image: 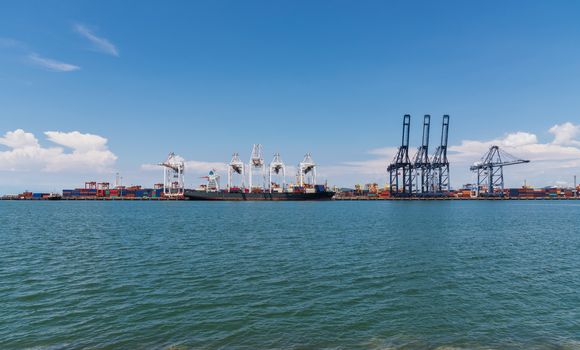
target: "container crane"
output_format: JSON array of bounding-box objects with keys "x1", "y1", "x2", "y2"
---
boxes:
[
  {"x1": 269, "y1": 152, "x2": 286, "y2": 193},
  {"x1": 411, "y1": 115, "x2": 431, "y2": 195},
  {"x1": 470, "y1": 145, "x2": 530, "y2": 197},
  {"x1": 298, "y1": 153, "x2": 316, "y2": 188},
  {"x1": 387, "y1": 114, "x2": 412, "y2": 196},
  {"x1": 201, "y1": 169, "x2": 220, "y2": 192},
  {"x1": 159, "y1": 152, "x2": 185, "y2": 197},
  {"x1": 227, "y1": 153, "x2": 245, "y2": 192},
  {"x1": 429, "y1": 115, "x2": 450, "y2": 194},
  {"x1": 248, "y1": 144, "x2": 266, "y2": 191}
]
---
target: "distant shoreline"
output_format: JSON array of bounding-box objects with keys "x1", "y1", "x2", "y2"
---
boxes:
[{"x1": 1, "y1": 196, "x2": 579, "y2": 201}]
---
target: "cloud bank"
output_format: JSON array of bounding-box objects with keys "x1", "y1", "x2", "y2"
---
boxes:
[
  {"x1": 0, "y1": 129, "x2": 117, "y2": 172},
  {"x1": 74, "y1": 24, "x2": 119, "y2": 56}
]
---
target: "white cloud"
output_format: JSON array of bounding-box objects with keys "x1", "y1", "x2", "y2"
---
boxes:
[
  {"x1": 0, "y1": 129, "x2": 39, "y2": 148},
  {"x1": 28, "y1": 53, "x2": 80, "y2": 72},
  {"x1": 45, "y1": 131, "x2": 108, "y2": 152},
  {"x1": 0, "y1": 129, "x2": 116, "y2": 172},
  {"x1": 74, "y1": 24, "x2": 118, "y2": 57},
  {"x1": 549, "y1": 122, "x2": 580, "y2": 146}
]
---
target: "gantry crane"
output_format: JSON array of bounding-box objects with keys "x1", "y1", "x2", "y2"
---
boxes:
[
  {"x1": 388, "y1": 114, "x2": 412, "y2": 196},
  {"x1": 429, "y1": 115, "x2": 450, "y2": 194},
  {"x1": 248, "y1": 144, "x2": 266, "y2": 191},
  {"x1": 411, "y1": 115, "x2": 431, "y2": 195},
  {"x1": 159, "y1": 152, "x2": 185, "y2": 197},
  {"x1": 470, "y1": 145, "x2": 530, "y2": 197},
  {"x1": 269, "y1": 153, "x2": 286, "y2": 193},
  {"x1": 227, "y1": 153, "x2": 245, "y2": 191},
  {"x1": 298, "y1": 153, "x2": 316, "y2": 187}
]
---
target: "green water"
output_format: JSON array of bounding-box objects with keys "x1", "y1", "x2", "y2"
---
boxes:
[{"x1": 0, "y1": 201, "x2": 579, "y2": 349}]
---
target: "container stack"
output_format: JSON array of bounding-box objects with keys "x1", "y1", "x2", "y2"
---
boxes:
[{"x1": 61, "y1": 184, "x2": 164, "y2": 199}]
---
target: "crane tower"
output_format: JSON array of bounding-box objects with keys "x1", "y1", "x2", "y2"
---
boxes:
[
  {"x1": 298, "y1": 153, "x2": 316, "y2": 187},
  {"x1": 388, "y1": 115, "x2": 412, "y2": 196},
  {"x1": 227, "y1": 153, "x2": 245, "y2": 191},
  {"x1": 269, "y1": 153, "x2": 286, "y2": 193},
  {"x1": 411, "y1": 115, "x2": 431, "y2": 195},
  {"x1": 202, "y1": 169, "x2": 220, "y2": 192},
  {"x1": 159, "y1": 152, "x2": 185, "y2": 197},
  {"x1": 470, "y1": 145, "x2": 530, "y2": 197},
  {"x1": 429, "y1": 115, "x2": 450, "y2": 194},
  {"x1": 248, "y1": 144, "x2": 266, "y2": 191}
]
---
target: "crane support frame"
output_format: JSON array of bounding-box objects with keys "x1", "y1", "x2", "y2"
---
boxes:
[{"x1": 387, "y1": 114, "x2": 412, "y2": 196}]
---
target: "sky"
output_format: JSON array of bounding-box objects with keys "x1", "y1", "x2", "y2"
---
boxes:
[{"x1": 1, "y1": 0, "x2": 580, "y2": 193}]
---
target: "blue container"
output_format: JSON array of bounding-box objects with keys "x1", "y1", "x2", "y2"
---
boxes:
[{"x1": 32, "y1": 193, "x2": 44, "y2": 198}]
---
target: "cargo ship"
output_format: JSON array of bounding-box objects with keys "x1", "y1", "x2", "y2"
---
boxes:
[
  {"x1": 184, "y1": 188, "x2": 335, "y2": 201},
  {"x1": 184, "y1": 145, "x2": 335, "y2": 201}
]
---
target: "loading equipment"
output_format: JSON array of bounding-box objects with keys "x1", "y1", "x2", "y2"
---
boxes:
[
  {"x1": 388, "y1": 115, "x2": 412, "y2": 196},
  {"x1": 429, "y1": 115, "x2": 450, "y2": 195},
  {"x1": 470, "y1": 145, "x2": 530, "y2": 197}
]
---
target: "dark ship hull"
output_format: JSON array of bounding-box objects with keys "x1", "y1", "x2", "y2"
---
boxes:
[{"x1": 184, "y1": 190, "x2": 335, "y2": 201}]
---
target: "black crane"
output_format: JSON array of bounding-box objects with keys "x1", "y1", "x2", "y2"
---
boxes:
[
  {"x1": 411, "y1": 115, "x2": 431, "y2": 195},
  {"x1": 470, "y1": 145, "x2": 530, "y2": 197},
  {"x1": 387, "y1": 115, "x2": 412, "y2": 196},
  {"x1": 429, "y1": 115, "x2": 450, "y2": 194}
]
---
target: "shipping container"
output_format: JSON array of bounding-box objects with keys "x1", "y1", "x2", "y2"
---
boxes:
[{"x1": 314, "y1": 185, "x2": 325, "y2": 192}]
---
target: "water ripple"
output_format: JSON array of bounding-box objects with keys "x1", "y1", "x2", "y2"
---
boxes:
[{"x1": 0, "y1": 201, "x2": 579, "y2": 349}]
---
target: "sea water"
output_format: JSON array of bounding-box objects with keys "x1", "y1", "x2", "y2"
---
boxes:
[{"x1": 1, "y1": 201, "x2": 579, "y2": 349}]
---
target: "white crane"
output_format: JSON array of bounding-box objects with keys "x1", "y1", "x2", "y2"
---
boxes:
[
  {"x1": 248, "y1": 144, "x2": 266, "y2": 191},
  {"x1": 269, "y1": 152, "x2": 286, "y2": 193},
  {"x1": 159, "y1": 152, "x2": 185, "y2": 197},
  {"x1": 227, "y1": 153, "x2": 245, "y2": 192},
  {"x1": 202, "y1": 169, "x2": 220, "y2": 192},
  {"x1": 298, "y1": 152, "x2": 316, "y2": 188}
]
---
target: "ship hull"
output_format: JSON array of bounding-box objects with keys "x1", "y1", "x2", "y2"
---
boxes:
[{"x1": 184, "y1": 190, "x2": 335, "y2": 201}]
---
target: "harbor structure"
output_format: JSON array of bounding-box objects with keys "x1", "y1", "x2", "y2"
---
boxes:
[
  {"x1": 159, "y1": 152, "x2": 185, "y2": 197},
  {"x1": 429, "y1": 115, "x2": 450, "y2": 194},
  {"x1": 269, "y1": 153, "x2": 286, "y2": 193},
  {"x1": 470, "y1": 146, "x2": 530, "y2": 197},
  {"x1": 388, "y1": 114, "x2": 412, "y2": 196},
  {"x1": 227, "y1": 153, "x2": 245, "y2": 192},
  {"x1": 388, "y1": 114, "x2": 451, "y2": 197},
  {"x1": 186, "y1": 145, "x2": 333, "y2": 200}
]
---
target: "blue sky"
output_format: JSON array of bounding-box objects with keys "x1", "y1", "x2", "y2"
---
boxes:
[{"x1": 1, "y1": 1, "x2": 580, "y2": 192}]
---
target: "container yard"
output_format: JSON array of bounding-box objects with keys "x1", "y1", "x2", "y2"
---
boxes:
[
  {"x1": 1, "y1": 182, "x2": 183, "y2": 201},
  {"x1": 334, "y1": 184, "x2": 580, "y2": 200},
  {"x1": 60, "y1": 182, "x2": 172, "y2": 200}
]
